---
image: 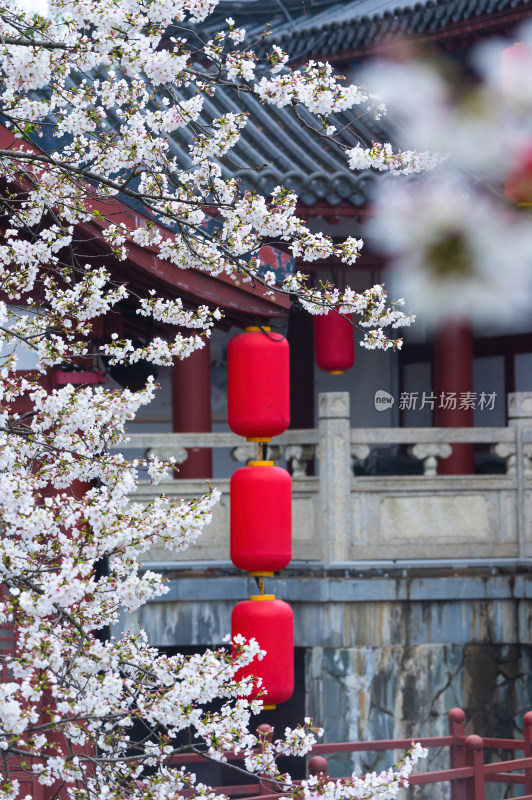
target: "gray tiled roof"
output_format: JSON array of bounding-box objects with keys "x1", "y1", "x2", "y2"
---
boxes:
[
  {"x1": 185, "y1": 0, "x2": 532, "y2": 208},
  {"x1": 267, "y1": 0, "x2": 532, "y2": 60},
  {"x1": 166, "y1": 83, "x2": 389, "y2": 206},
  {"x1": 197, "y1": 0, "x2": 348, "y2": 33},
  {"x1": 207, "y1": 0, "x2": 532, "y2": 60},
  {"x1": 272, "y1": 0, "x2": 532, "y2": 58}
]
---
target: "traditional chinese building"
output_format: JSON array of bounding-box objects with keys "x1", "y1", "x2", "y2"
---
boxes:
[
  {"x1": 136, "y1": 0, "x2": 532, "y2": 484},
  {"x1": 5, "y1": 0, "x2": 532, "y2": 788},
  {"x1": 118, "y1": 0, "x2": 532, "y2": 788}
]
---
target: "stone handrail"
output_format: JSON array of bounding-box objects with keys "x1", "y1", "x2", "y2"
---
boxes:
[
  {"x1": 121, "y1": 392, "x2": 532, "y2": 565},
  {"x1": 121, "y1": 430, "x2": 320, "y2": 448},
  {"x1": 350, "y1": 427, "x2": 515, "y2": 443},
  {"x1": 122, "y1": 424, "x2": 515, "y2": 473}
]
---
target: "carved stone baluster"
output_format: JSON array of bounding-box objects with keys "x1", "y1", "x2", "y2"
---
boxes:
[
  {"x1": 350, "y1": 444, "x2": 370, "y2": 474},
  {"x1": 524, "y1": 444, "x2": 532, "y2": 476},
  {"x1": 285, "y1": 444, "x2": 314, "y2": 478},
  {"x1": 230, "y1": 444, "x2": 257, "y2": 464},
  {"x1": 408, "y1": 443, "x2": 452, "y2": 476},
  {"x1": 491, "y1": 442, "x2": 517, "y2": 476},
  {"x1": 266, "y1": 444, "x2": 283, "y2": 463}
]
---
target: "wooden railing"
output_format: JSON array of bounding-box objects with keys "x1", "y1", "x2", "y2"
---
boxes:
[{"x1": 167, "y1": 708, "x2": 532, "y2": 800}]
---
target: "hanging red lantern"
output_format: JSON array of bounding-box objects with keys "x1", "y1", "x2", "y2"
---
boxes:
[
  {"x1": 231, "y1": 596, "x2": 294, "y2": 708},
  {"x1": 502, "y1": 43, "x2": 532, "y2": 206},
  {"x1": 313, "y1": 311, "x2": 354, "y2": 374},
  {"x1": 230, "y1": 461, "x2": 291, "y2": 574},
  {"x1": 227, "y1": 327, "x2": 289, "y2": 441},
  {"x1": 55, "y1": 369, "x2": 106, "y2": 385}
]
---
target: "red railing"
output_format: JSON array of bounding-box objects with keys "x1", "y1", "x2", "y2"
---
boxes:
[{"x1": 169, "y1": 708, "x2": 532, "y2": 800}]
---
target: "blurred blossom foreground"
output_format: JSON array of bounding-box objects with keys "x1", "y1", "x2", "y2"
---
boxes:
[{"x1": 364, "y1": 34, "x2": 532, "y2": 327}]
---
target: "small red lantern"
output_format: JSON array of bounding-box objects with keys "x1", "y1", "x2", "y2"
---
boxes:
[
  {"x1": 230, "y1": 461, "x2": 291, "y2": 574},
  {"x1": 227, "y1": 327, "x2": 289, "y2": 441},
  {"x1": 313, "y1": 311, "x2": 354, "y2": 374},
  {"x1": 502, "y1": 43, "x2": 532, "y2": 206},
  {"x1": 55, "y1": 370, "x2": 106, "y2": 385},
  {"x1": 232, "y1": 596, "x2": 294, "y2": 708}
]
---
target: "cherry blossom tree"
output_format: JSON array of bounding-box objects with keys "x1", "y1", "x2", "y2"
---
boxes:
[{"x1": 0, "y1": 1, "x2": 430, "y2": 798}]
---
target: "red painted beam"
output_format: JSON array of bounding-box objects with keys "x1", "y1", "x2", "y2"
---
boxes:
[
  {"x1": 78, "y1": 216, "x2": 291, "y2": 320},
  {"x1": 0, "y1": 123, "x2": 291, "y2": 321}
]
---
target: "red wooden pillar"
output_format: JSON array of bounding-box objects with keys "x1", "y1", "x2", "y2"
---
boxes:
[
  {"x1": 524, "y1": 711, "x2": 532, "y2": 796},
  {"x1": 435, "y1": 321, "x2": 474, "y2": 474},
  {"x1": 449, "y1": 707, "x2": 466, "y2": 800},
  {"x1": 465, "y1": 735, "x2": 485, "y2": 800},
  {"x1": 308, "y1": 756, "x2": 328, "y2": 779},
  {"x1": 172, "y1": 341, "x2": 212, "y2": 479}
]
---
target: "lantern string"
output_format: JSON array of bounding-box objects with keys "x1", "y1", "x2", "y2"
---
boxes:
[
  {"x1": 255, "y1": 576, "x2": 266, "y2": 595},
  {"x1": 255, "y1": 319, "x2": 288, "y2": 342}
]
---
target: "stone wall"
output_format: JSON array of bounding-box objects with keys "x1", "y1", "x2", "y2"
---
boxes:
[
  {"x1": 129, "y1": 571, "x2": 532, "y2": 648},
  {"x1": 306, "y1": 643, "x2": 532, "y2": 798},
  {"x1": 125, "y1": 569, "x2": 532, "y2": 800}
]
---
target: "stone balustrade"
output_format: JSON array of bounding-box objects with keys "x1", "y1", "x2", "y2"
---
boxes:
[{"x1": 121, "y1": 391, "x2": 532, "y2": 566}]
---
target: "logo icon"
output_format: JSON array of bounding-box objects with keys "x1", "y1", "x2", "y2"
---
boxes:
[{"x1": 374, "y1": 390, "x2": 395, "y2": 411}]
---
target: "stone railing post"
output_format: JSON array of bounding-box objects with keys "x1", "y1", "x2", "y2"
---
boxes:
[
  {"x1": 508, "y1": 393, "x2": 532, "y2": 558},
  {"x1": 318, "y1": 392, "x2": 352, "y2": 564}
]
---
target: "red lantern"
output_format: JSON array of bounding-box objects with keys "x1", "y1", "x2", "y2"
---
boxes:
[
  {"x1": 313, "y1": 311, "x2": 354, "y2": 374},
  {"x1": 230, "y1": 461, "x2": 291, "y2": 574},
  {"x1": 55, "y1": 370, "x2": 105, "y2": 385},
  {"x1": 502, "y1": 44, "x2": 532, "y2": 206},
  {"x1": 227, "y1": 327, "x2": 289, "y2": 441},
  {"x1": 232, "y1": 596, "x2": 294, "y2": 708}
]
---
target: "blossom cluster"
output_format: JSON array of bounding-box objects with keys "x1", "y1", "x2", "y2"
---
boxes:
[
  {"x1": 296, "y1": 743, "x2": 428, "y2": 800},
  {"x1": 347, "y1": 142, "x2": 445, "y2": 174}
]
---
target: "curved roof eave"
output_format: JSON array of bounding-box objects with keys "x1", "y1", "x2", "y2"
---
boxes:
[{"x1": 244, "y1": 0, "x2": 532, "y2": 60}]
